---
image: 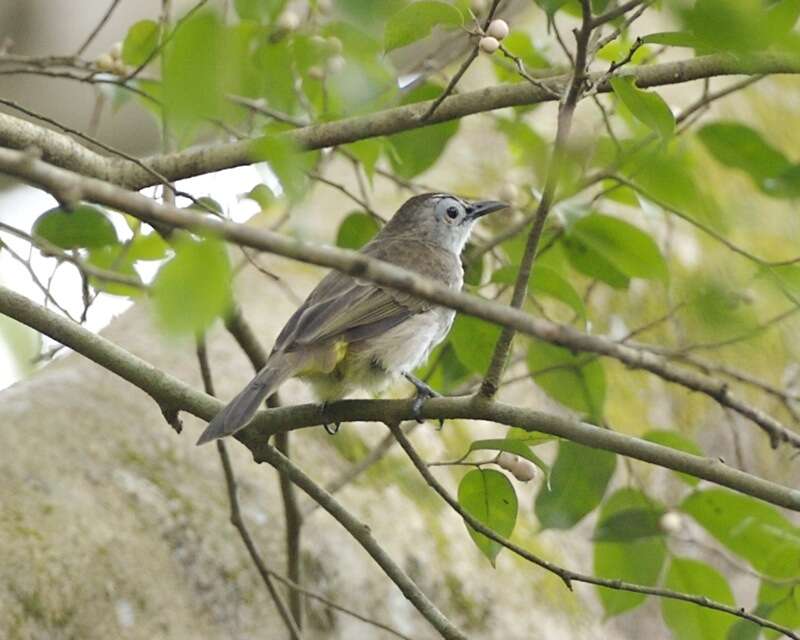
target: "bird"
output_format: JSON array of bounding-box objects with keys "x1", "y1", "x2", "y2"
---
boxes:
[{"x1": 196, "y1": 193, "x2": 507, "y2": 445}]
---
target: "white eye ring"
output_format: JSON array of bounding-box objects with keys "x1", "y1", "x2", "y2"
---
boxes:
[{"x1": 435, "y1": 197, "x2": 464, "y2": 222}]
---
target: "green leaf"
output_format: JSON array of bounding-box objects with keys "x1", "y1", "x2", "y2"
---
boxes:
[
  {"x1": 593, "y1": 507, "x2": 665, "y2": 542},
  {"x1": 151, "y1": 235, "x2": 232, "y2": 335},
  {"x1": 610, "y1": 76, "x2": 675, "y2": 139},
  {"x1": 86, "y1": 247, "x2": 143, "y2": 297},
  {"x1": 643, "y1": 430, "x2": 703, "y2": 486},
  {"x1": 121, "y1": 19, "x2": 160, "y2": 67},
  {"x1": 731, "y1": 581, "x2": 800, "y2": 640},
  {"x1": 345, "y1": 138, "x2": 383, "y2": 182},
  {"x1": 468, "y1": 438, "x2": 549, "y2": 478},
  {"x1": 384, "y1": 1, "x2": 463, "y2": 53},
  {"x1": 255, "y1": 39, "x2": 297, "y2": 114},
  {"x1": 681, "y1": 0, "x2": 792, "y2": 54},
  {"x1": 594, "y1": 489, "x2": 667, "y2": 616},
  {"x1": 681, "y1": 489, "x2": 800, "y2": 580},
  {"x1": 162, "y1": 9, "x2": 226, "y2": 134},
  {"x1": 415, "y1": 342, "x2": 471, "y2": 394},
  {"x1": 535, "y1": 0, "x2": 571, "y2": 16},
  {"x1": 233, "y1": 0, "x2": 286, "y2": 22},
  {"x1": 662, "y1": 557, "x2": 735, "y2": 640},
  {"x1": 492, "y1": 264, "x2": 586, "y2": 320},
  {"x1": 387, "y1": 83, "x2": 459, "y2": 178},
  {"x1": 527, "y1": 340, "x2": 605, "y2": 423},
  {"x1": 697, "y1": 122, "x2": 790, "y2": 184},
  {"x1": 763, "y1": 164, "x2": 800, "y2": 199},
  {"x1": 563, "y1": 213, "x2": 668, "y2": 288},
  {"x1": 251, "y1": 135, "x2": 312, "y2": 202},
  {"x1": 535, "y1": 441, "x2": 616, "y2": 529},
  {"x1": 463, "y1": 245, "x2": 484, "y2": 287},
  {"x1": 33, "y1": 204, "x2": 118, "y2": 250},
  {"x1": 127, "y1": 231, "x2": 169, "y2": 262},
  {"x1": 505, "y1": 428, "x2": 557, "y2": 447},
  {"x1": 448, "y1": 314, "x2": 501, "y2": 374},
  {"x1": 335, "y1": 212, "x2": 380, "y2": 250},
  {"x1": 189, "y1": 196, "x2": 224, "y2": 214},
  {"x1": 640, "y1": 31, "x2": 698, "y2": 47},
  {"x1": 457, "y1": 469, "x2": 518, "y2": 565}
]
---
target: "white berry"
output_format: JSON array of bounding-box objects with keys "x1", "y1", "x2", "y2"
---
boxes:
[
  {"x1": 307, "y1": 65, "x2": 325, "y2": 80},
  {"x1": 486, "y1": 19, "x2": 509, "y2": 41},
  {"x1": 479, "y1": 36, "x2": 499, "y2": 54},
  {"x1": 110, "y1": 41, "x2": 123, "y2": 60},
  {"x1": 496, "y1": 452, "x2": 519, "y2": 470},
  {"x1": 511, "y1": 460, "x2": 537, "y2": 482},
  {"x1": 94, "y1": 53, "x2": 115, "y2": 72},
  {"x1": 659, "y1": 511, "x2": 683, "y2": 534}
]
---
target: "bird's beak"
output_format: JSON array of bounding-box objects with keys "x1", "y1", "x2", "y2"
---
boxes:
[{"x1": 465, "y1": 200, "x2": 508, "y2": 222}]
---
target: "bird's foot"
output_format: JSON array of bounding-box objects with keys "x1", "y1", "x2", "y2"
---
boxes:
[
  {"x1": 403, "y1": 372, "x2": 444, "y2": 427},
  {"x1": 320, "y1": 401, "x2": 341, "y2": 435}
]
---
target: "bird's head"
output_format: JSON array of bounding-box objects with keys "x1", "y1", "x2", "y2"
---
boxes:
[{"x1": 381, "y1": 193, "x2": 508, "y2": 254}]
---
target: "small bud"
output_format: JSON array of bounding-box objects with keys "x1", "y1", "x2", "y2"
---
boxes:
[
  {"x1": 496, "y1": 451, "x2": 519, "y2": 470},
  {"x1": 317, "y1": 0, "x2": 332, "y2": 13},
  {"x1": 94, "y1": 53, "x2": 115, "y2": 72},
  {"x1": 110, "y1": 41, "x2": 123, "y2": 60},
  {"x1": 479, "y1": 36, "x2": 499, "y2": 54},
  {"x1": 486, "y1": 19, "x2": 509, "y2": 41},
  {"x1": 310, "y1": 35, "x2": 327, "y2": 47},
  {"x1": 327, "y1": 55, "x2": 345, "y2": 74},
  {"x1": 510, "y1": 459, "x2": 537, "y2": 482},
  {"x1": 659, "y1": 511, "x2": 683, "y2": 534},
  {"x1": 327, "y1": 36, "x2": 343, "y2": 54},
  {"x1": 278, "y1": 10, "x2": 301, "y2": 31},
  {"x1": 307, "y1": 65, "x2": 325, "y2": 80}
]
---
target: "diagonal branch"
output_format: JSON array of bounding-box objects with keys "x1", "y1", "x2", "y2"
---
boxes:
[
  {"x1": 479, "y1": 0, "x2": 594, "y2": 397},
  {"x1": 1, "y1": 146, "x2": 798, "y2": 450},
  {"x1": 387, "y1": 424, "x2": 800, "y2": 640},
  {"x1": 195, "y1": 337, "x2": 303, "y2": 640},
  {"x1": 2, "y1": 282, "x2": 800, "y2": 513},
  {"x1": 2, "y1": 54, "x2": 799, "y2": 190}
]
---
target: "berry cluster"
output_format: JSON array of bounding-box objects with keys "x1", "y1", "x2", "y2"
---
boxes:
[{"x1": 479, "y1": 19, "x2": 509, "y2": 55}]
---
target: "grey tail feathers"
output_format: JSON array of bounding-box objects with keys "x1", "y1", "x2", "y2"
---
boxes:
[{"x1": 196, "y1": 354, "x2": 296, "y2": 445}]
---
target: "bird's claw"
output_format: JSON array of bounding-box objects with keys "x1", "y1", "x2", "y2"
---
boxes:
[{"x1": 403, "y1": 373, "x2": 443, "y2": 426}]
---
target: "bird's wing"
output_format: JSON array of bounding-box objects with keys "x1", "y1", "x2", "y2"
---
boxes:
[
  {"x1": 273, "y1": 270, "x2": 430, "y2": 353},
  {"x1": 272, "y1": 237, "x2": 460, "y2": 353}
]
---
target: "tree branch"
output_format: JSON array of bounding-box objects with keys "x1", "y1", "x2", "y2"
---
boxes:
[
  {"x1": 2, "y1": 146, "x2": 796, "y2": 451},
  {"x1": 2, "y1": 283, "x2": 799, "y2": 513},
  {"x1": 387, "y1": 424, "x2": 800, "y2": 640},
  {"x1": 195, "y1": 337, "x2": 303, "y2": 640},
  {"x1": 1, "y1": 54, "x2": 799, "y2": 190},
  {"x1": 480, "y1": 0, "x2": 594, "y2": 397}
]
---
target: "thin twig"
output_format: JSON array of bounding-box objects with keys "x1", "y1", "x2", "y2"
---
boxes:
[
  {"x1": 195, "y1": 337, "x2": 303, "y2": 640},
  {"x1": 75, "y1": 0, "x2": 124, "y2": 56},
  {"x1": 388, "y1": 423, "x2": 800, "y2": 640},
  {"x1": 421, "y1": 0, "x2": 503, "y2": 121}
]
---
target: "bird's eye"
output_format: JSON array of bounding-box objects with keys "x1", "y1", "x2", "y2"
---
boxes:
[{"x1": 446, "y1": 206, "x2": 459, "y2": 219}]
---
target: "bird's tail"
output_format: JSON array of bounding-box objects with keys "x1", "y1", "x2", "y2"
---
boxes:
[{"x1": 196, "y1": 353, "x2": 298, "y2": 445}]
